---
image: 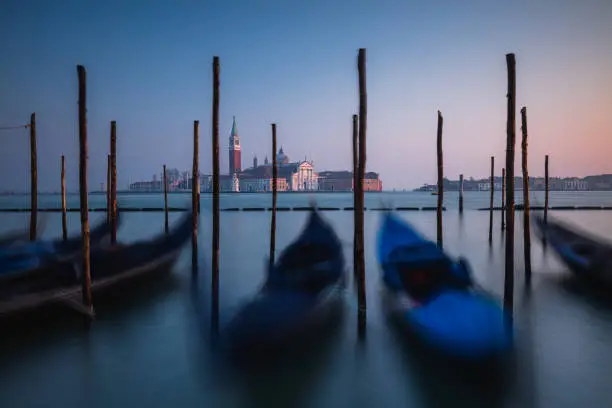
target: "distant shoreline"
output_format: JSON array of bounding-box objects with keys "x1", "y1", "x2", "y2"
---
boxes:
[
  {"x1": 1, "y1": 189, "x2": 611, "y2": 196},
  {"x1": 2, "y1": 190, "x2": 387, "y2": 196}
]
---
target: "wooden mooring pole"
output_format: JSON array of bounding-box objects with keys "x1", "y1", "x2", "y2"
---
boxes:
[
  {"x1": 270, "y1": 123, "x2": 277, "y2": 270},
  {"x1": 211, "y1": 56, "x2": 220, "y2": 334},
  {"x1": 61, "y1": 155, "x2": 67, "y2": 241},
  {"x1": 504, "y1": 53, "x2": 516, "y2": 317},
  {"x1": 163, "y1": 164, "x2": 169, "y2": 235},
  {"x1": 544, "y1": 155, "x2": 549, "y2": 224},
  {"x1": 501, "y1": 168, "x2": 506, "y2": 231},
  {"x1": 197, "y1": 172, "x2": 201, "y2": 216},
  {"x1": 29, "y1": 113, "x2": 37, "y2": 241},
  {"x1": 352, "y1": 114, "x2": 359, "y2": 278},
  {"x1": 458, "y1": 174, "x2": 464, "y2": 214},
  {"x1": 489, "y1": 156, "x2": 494, "y2": 244},
  {"x1": 106, "y1": 154, "x2": 111, "y2": 223},
  {"x1": 521, "y1": 107, "x2": 532, "y2": 284},
  {"x1": 356, "y1": 48, "x2": 367, "y2": 336},
  {"x1": 193, "y1": 119, "x2": 200, "y2": 270},
  {"x1": 110, "y1": 121, "x2": 117, "y2": 244},
  {"x1": 77, "y1": 64, "x2": 93, "y2": 315},
  {"x1": 436, "y1": 111, "x2": 444, "y2": 249}
]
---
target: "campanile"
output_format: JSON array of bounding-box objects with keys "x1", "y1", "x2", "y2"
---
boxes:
[{"x1": 229, "y1": 116, "x2": 241, "y2": 175}]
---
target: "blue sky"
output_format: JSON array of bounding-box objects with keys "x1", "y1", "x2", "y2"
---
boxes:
[{"x1": 1, "y1": 0, "x2": 611, "y2": 191}]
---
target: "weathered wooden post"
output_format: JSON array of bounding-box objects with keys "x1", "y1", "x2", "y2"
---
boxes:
[
  {"x1": 544, "y1": 155, "x2": 549, "y2": 224},
  {"x1": 504, "y1": 53, "x2": 516, "y2": 316},
  {"x1": 270, "y1": 123, "x2": 278, "y2": 270},
  {"x1": 197, "y1": 170, "x2": 201, "y2": 215},
  {"x1": 110, "y1": 121, "x2": 117, "y2": 244},
  {"x1": 489, "y1": 156, "x2": 494, "y2": 244},
  {"x1": 163, "y1": 164, "x2": 169, "y2": 235},
  {"x1": 61, "y1": 155, "x2": 67, "y2": 241},
  {"x1": 521, "y1": 107, "x2": 532, "y2": 284},
  {"x1": 436, "y1": 111, "x2": 444, "y2": 249},
  {"x1": 458, "y1": 174, "x2": 464, "y2": 214},
  {"x1": 29, "y1": 113, "x2": 37, "y2": 241},
  {"x1": 211, "y1": 56, "x2": 220, "y2": 334},
  {"x1": 501, "y1": 168, "x2": 506, "y2": 231},
  {"x1": 193, "y1": 119, "x2": 200, "y2": 268},
  {"x1": 352, "y1": 114, "x2": 359, "y2": 278},
  {"x1": 77, "y1": 65, "x2": 93, "y2": 314},
  {"x1": 356, "y1": 48, "x2": 367, "y2": 336},
  {"x1": 106, "y1": 154, "x2": 111, "y2": 223}
]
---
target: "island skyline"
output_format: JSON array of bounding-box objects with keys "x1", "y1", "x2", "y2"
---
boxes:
[{"x1": 3, "y1": 172, "x2": 612, "y2": 195}]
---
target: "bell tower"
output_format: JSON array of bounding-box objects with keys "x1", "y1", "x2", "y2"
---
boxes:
[{"x1": 229, "y1": 116, "x2": 242, "y2": 175}]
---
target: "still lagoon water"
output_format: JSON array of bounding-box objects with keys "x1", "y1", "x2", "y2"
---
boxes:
[{"x1": 1, "y1": 192, "x2": 612, "y2": 408}]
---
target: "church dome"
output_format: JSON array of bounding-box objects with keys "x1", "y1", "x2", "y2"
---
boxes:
[{"x1": 276, "y1": 146, "x2": 289, "y2": 164}]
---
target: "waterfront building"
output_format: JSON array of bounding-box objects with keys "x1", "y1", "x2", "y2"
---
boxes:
[
  {"x1": 200, "y1": 174, "x2": 239, "y2": 192},
  {"x1": 363, "y1": 172, "x2": 383, "y2": 191},
  {"x1": 317, "y1": 171, "x2": 383, "y2": 192},
  {"x1": 239, "y1": 174, "x2": 289, "y2": 192},
  {"x1": 318, "y1": 171, "x2": 352, "y2": 191},
  {"x1": 563, "y1": 178, "x2": 589, "y2": 191},
  {"x1": 223, "y1": 174, "x2": 240, "y2": 192},
  {"x1": 477, "y1": 182, "x2": 502, "y2": 191},
  {"x1": 130, "y1": 180, "x2": 162, "y2": 192}
]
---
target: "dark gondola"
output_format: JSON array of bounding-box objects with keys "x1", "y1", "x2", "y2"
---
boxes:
[
  {"x1": 377, "y1": 212, "x2": 513, "y2": 364},
  {"x1": 0, "y1": 214, "x2": 119, "y2": 281},
  {"x1": 0, "y1": 230, "x2": 29, "y2": 248},
  {"x1": 221, "y1": 209, "x2": 346, "y2": 360},
  {"x1": 534, "y1": 215, "x2": 612, "y2": 288},
  {"x1": 0, "y1": 210, "x2": 192, "y2": 317}
]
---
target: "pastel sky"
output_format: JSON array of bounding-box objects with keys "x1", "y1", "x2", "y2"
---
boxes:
[{"x1": 1, "y1": 0, "x2": 611, "y2": 191}]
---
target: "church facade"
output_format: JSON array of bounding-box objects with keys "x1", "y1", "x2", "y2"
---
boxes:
[{"x1": 240, "y1": 147, "x2": 318, "y2": 192}]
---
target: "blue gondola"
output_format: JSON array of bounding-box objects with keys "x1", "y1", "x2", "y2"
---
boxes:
[
  {"x1": 377, "y1": 212, "x2": 513, "y2": 361},
  {"x1": 0, "y1": 214, "x2": 119, "y2": 281},
  {"x1": 221, "y1": 209, "x2": 345, "y2": 359},
  {"x1": 534, "y1": 215, "x2": 612, "y2": 288}
]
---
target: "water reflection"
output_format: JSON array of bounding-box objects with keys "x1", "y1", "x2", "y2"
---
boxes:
[
  {"x1": 230, "y1": 307, "x2": 345, "y2": 408},
  {"x1": 560, "y1": 275, "x2": 612, "y2": 311},
  {"x1": 517, "y1": 283, "x2": 537, "y2": 408},
  {"x1": 383, "y1": 310, "x2": 513, "y2": 408}
]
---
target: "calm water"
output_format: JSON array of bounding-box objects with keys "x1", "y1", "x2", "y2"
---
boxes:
[
  {"x1": 2, "y1": 190, "x2": 612, "y2": 211},
  {"x1": 1, "y1": 192, "x2": 612, "y2": 408}
]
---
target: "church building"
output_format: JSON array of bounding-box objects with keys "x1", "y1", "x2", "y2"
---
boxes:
[{"x1": 204, "y1": 117, "x2": 319, "y2": 192}]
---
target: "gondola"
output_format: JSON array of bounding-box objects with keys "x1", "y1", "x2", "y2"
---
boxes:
[
  {"x1": 377, "y1": 212, "x2": 513, "y2": 363},
  {"x1": 0, "y1": 210, "x2": 192, "y2": 317},
  {"x1": 534, "y1": 215, "x2": 612, "y2": 288},
  {"x1": 0, "y1": 214, "x2": 119, "y2": 281},
  {"x1": 221, "y1": 209, "x2": 346, "y2": 359},
  {"x1": 0, "y1": 229, "x2": 29, "y2": 248}
]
